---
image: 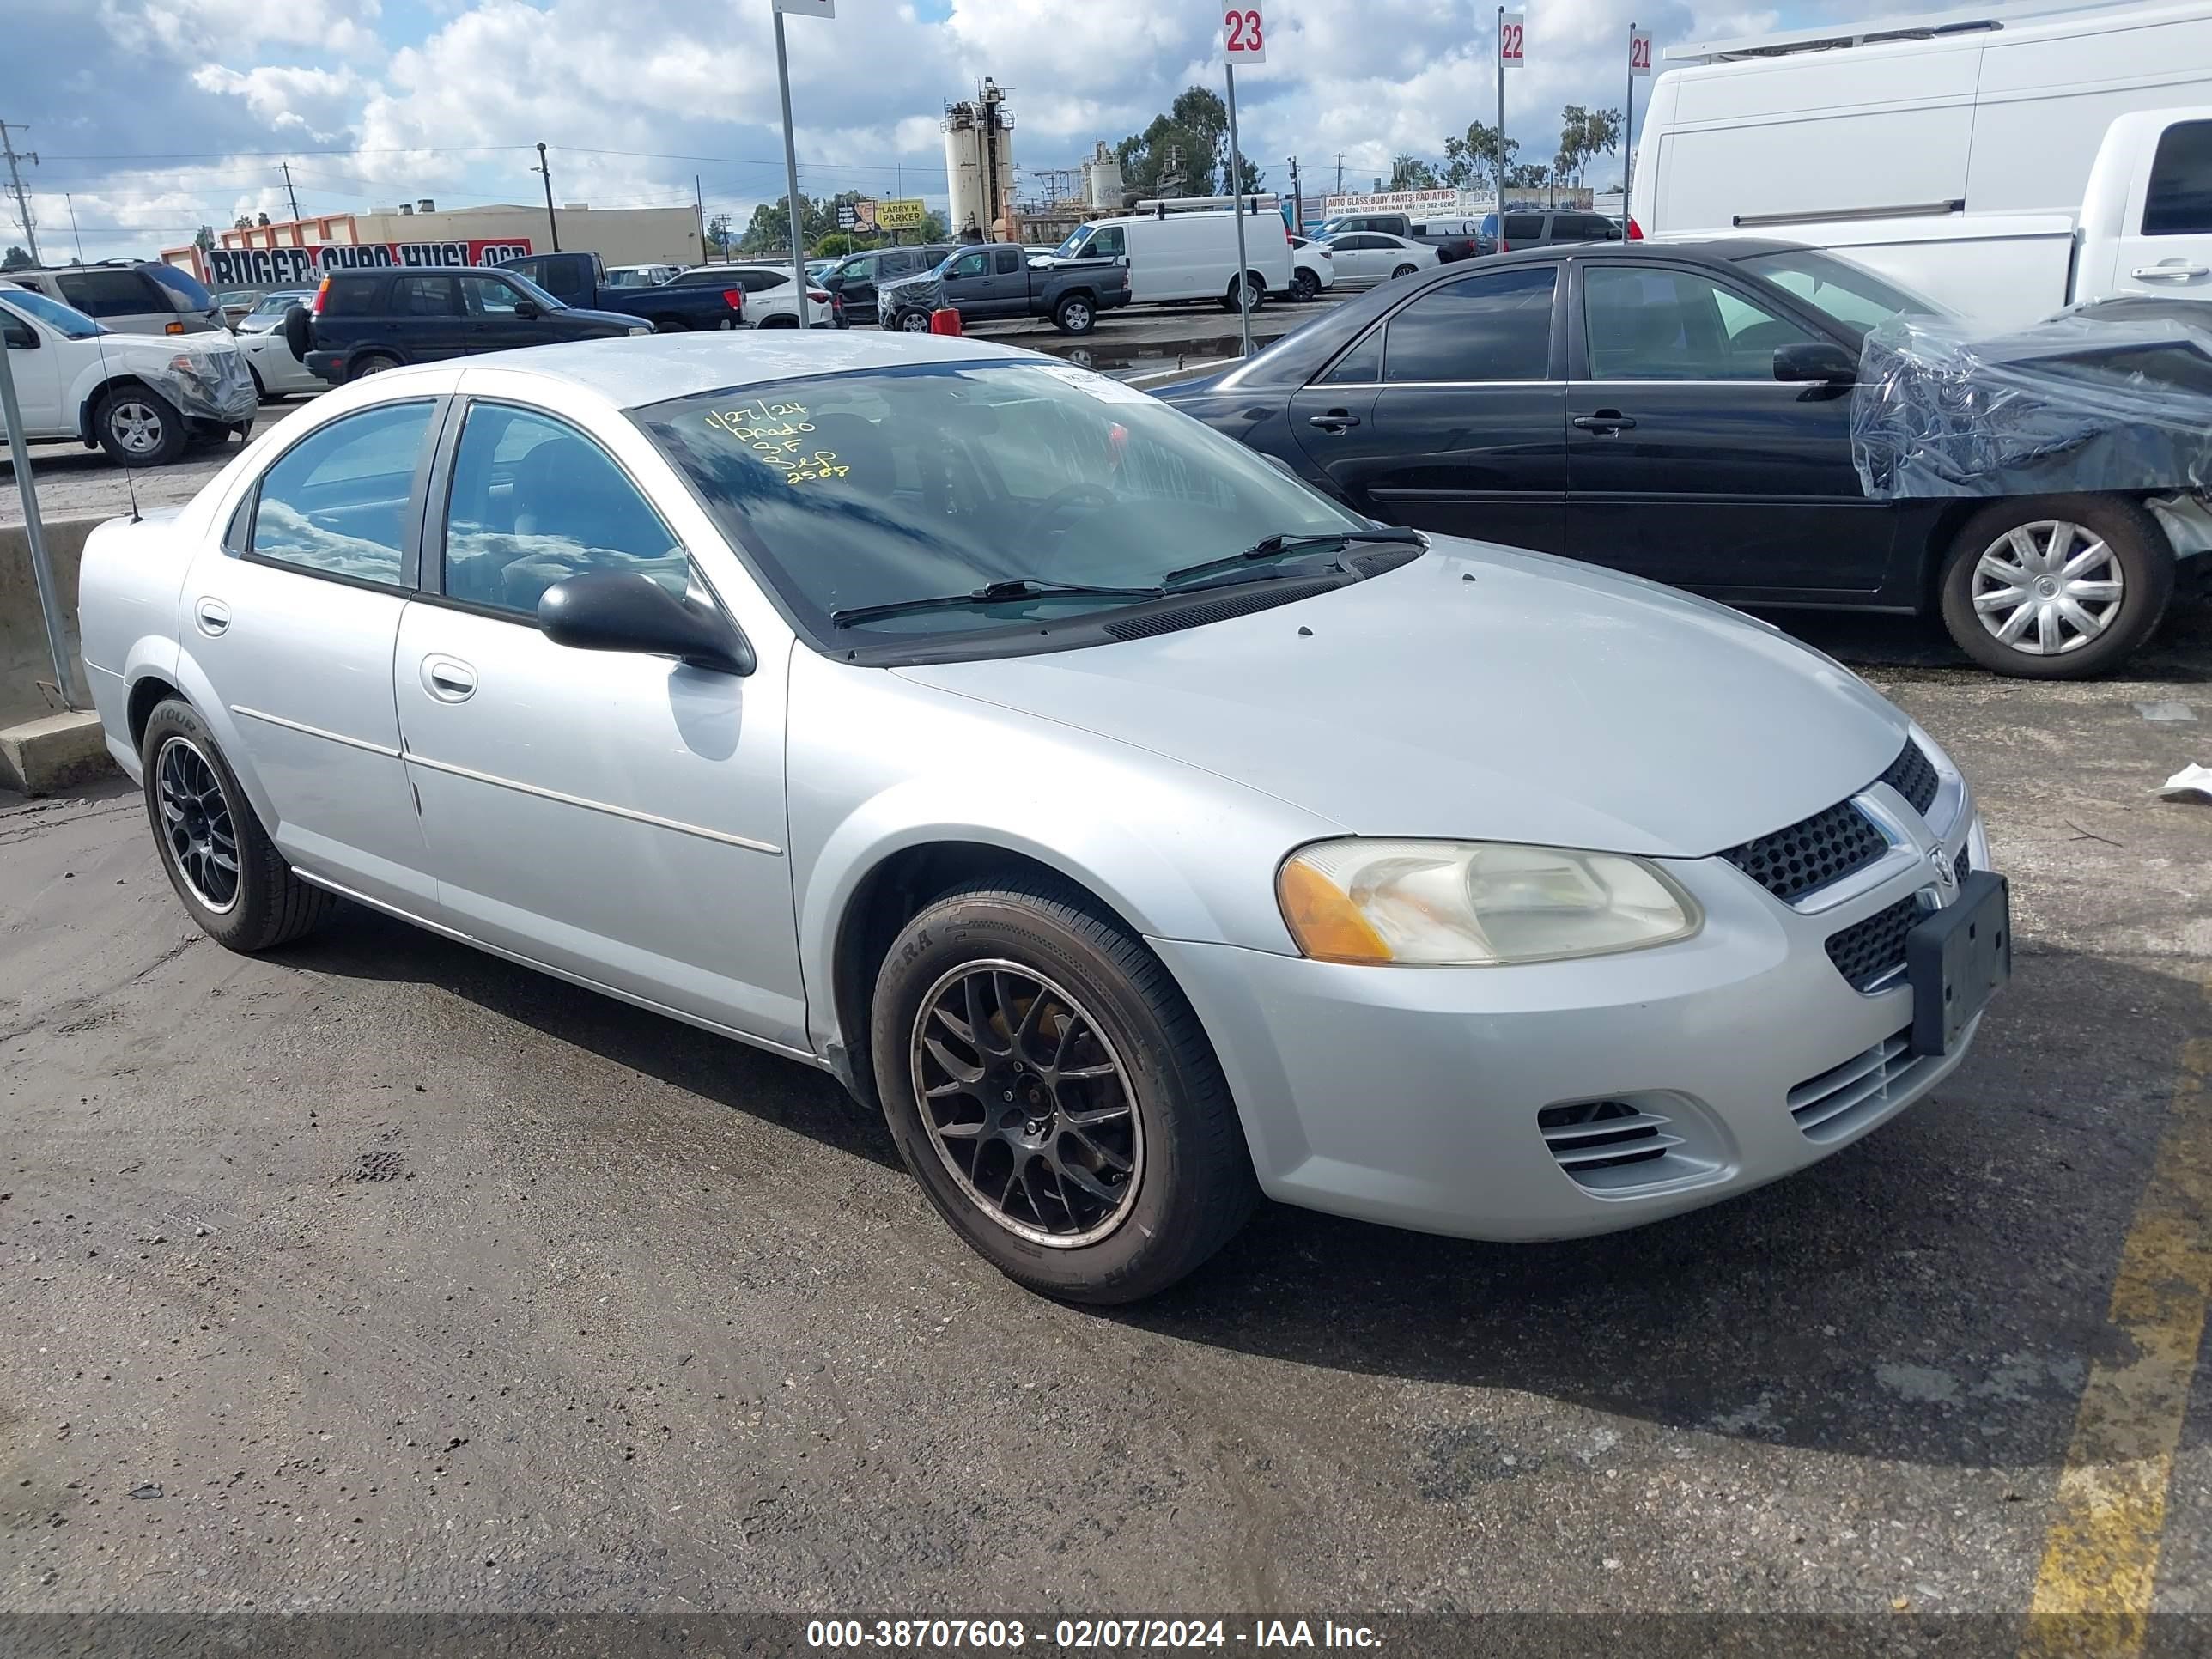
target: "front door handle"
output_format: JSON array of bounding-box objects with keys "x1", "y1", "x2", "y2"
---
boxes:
[
  {"x1": 1308, "y1": 410, "x2": 1362, "y2": 432},
  {"x1": 1573, "y1": 410, "x2": 1637, "y2": 433},
  {"x1": 421, "y1": 655, "x2": 477, "y2": 702},
  {"x1": 2131, "y1": 261, "x2": 2210, "y2": 280},
  {"x1": 193, "y1": 597, "x2": 230, "y2": 636}
]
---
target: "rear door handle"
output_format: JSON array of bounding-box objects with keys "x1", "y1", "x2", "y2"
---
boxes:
[
  {"x1": 1308, "y1": 410, "x2": 1361, "y2": 432},
  {"x1": 2132, "y1": 262, "x2": 2210, "y2": 279},
  {"x1": 1573, "y1": 411, "x2": 1637, "y2": 433},
  {"x1": 192, "y1": 597, "x2": 230, "y2": 636},
  {"x1": 421, "y1": 655, "x2": 477, "y2": 702}
]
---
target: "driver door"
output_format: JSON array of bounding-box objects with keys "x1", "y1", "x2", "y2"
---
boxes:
[
  {"x1": 939, "y1": 248, "x2": 995, "y2": 312},
  {"x1": 459, "y1": 272, "x2": 540, "y2": 354},
  {"x1": 2, "y1": 307, "x2": 64, "y2": 430},
  {"x1": 393, "y1": 394, "x2": 805, "y2": 1048}
]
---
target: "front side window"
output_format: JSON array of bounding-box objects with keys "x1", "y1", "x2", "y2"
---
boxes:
[
  {"x1": 1383, "y1": 266, "x2": 1555, "y2": 382},
  {"x1": 946, "y1": 251, "x2": 991, "y2": 280},
  {"x1": 1085, "y1": 226, "x2": 1126, "y2": 258},
  {"x1": 636, "y1": 362, "x2": 1361, "y2": 643},
  {"x1": 251, "y1": 401, "x2": 435, "y2": 585},
  {"x1": 0, "y1": 289, "x2": 101, "y2": 340},
  {"x1": 2144, "y1": 119, "x2": 2212, "y2": 235},
  {"x1": 1583, "y1": 264, "x2": 1814, "y2": 380},
  {"x1": 460, "y1": 274, "x2": 526, "y2": 316},
  {"x1": 1320, "y1": 325, "x2": 1383, "y2": 384},
  {"x1": 442, "y1": 404, "x2": 687, "y2": 617}
]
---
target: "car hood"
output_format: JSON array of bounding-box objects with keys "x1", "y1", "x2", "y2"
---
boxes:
[
  {"x1": 893, "y1": 539, "x2": 1909, "y2": 859},
  {"x1": 567, "y1": 305, "x2": 644, "y2": 331},
  {"x1": 111, "y1": 330, "x2": 239, "y2": 362}
]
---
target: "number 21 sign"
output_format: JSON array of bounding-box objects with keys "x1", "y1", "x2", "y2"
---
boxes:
[{"x1": 1224, "y1": 5, "x2": 1265, "y2": 62}]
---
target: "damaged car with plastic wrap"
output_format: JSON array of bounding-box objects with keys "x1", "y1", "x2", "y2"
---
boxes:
[
  {"x1": 1163, "y1": 240, "x2": 2212, "y2": 678},
  {"x1": 76, "y1": 331, "x2": 2009, "y2": 1303}
]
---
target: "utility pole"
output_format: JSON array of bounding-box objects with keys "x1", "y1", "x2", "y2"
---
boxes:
[
  {"x1": 278, "y1": 161, "x2": 301, "y2": 223},
  {"x1": 695, "y1": 173, "x2": 707, "y2": 263},
  {"x1": 1287, "y1": 155, "x2": 1302, "y2": 234},
  {"x1": 1, "y1": 119, "x2": 40, "y2": 265},
  {"x1": 532, "y1": 143, "x2": 561, "y2": 252},
  {"x1": 1334, "y1": 152, "x2": 1344, "y2": 196}
]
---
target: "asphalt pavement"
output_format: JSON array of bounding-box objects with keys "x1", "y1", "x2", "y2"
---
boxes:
[{"x1": 3, "y1": 599, "x2": 2211, "y2": 1633}]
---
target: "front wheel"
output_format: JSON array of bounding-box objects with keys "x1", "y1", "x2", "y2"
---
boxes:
[
  {"x1": 1221, "y1": 273, "x2": 1266, "y2": 313},
  {"x1": 1053, "y1": 294, "x2": 1095, "y2": 334},
  {"x1": 93, "y1": 386, "x2": 187, "y2": 468},
  {"x1": 870, "y1": 874, "x2": 1258, "y2": 1304},
  {"x1": 1937, "y1": 495, "x2": 2172, "y2": 678},
  {"x1": 139, "y1": 699, "x2": 333, "y2": 951},
  {"x1": 893, "y1": 309, "x2": 933, "y2": 333}
]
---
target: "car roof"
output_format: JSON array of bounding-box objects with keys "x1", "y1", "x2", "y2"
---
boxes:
[{"x1": 465, "y1": 330, "x2": 1031, "y2": 409}]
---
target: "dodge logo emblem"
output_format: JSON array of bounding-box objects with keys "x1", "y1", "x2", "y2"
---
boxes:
[{"x1": 1931, "y1": 846, "x2": 1959, "y2": 899}]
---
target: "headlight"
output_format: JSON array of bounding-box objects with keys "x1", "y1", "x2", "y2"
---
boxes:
[{"x1": 1277, "y1": 839, "x2": 1700, "y2": 966}]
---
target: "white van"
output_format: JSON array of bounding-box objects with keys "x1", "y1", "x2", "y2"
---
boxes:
[
  {"x1": 1054, "y1": 206, "x2": 1293, "y2": 312},
  {"x1": 1629, "y1": 1, "x2": 2212, "y2": 324}
]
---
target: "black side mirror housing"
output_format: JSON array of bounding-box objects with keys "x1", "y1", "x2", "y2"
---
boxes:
[
  {"x1": 3, "y1": 324, "x2": 35, "y2": 349},
  {"x1": 1773, "y1": 341, "x2": 1858, "y2": 385},
  {"x1": 538, "y1": 570, "x2": 756, "y2": 676},
  {"x1": 514, "y1": 299, "x2": 542, "y2": 321}
]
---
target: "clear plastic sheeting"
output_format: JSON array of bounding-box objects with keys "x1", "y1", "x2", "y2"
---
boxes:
[
  {"x1": 146, "y1": 347, "x2": 258, "y2": 427},
  {"x1": 1850, "y1": 303, "x2": 2212, "y2": 500}
]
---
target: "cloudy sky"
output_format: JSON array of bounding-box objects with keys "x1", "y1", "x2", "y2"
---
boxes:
[{"x1": 15, "y1": 0, "x2": 1932, "y2": 263}]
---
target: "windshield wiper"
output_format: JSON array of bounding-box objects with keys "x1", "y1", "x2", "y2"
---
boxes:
[
  {"x1": 830, "y1": 577, "x2": 1165, "y2": 629},
  {"x1": 1162, "y1": 526, "x2": 1424, "y2": 589}
]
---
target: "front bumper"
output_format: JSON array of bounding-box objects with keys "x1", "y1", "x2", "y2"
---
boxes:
[{"x1": 1153, "y1": 805, "x2": 1990, "y2": 1243}]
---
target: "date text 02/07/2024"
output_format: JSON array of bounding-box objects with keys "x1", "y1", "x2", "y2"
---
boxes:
[{"x1": 803, "y1": 1617, "x2": 1383, "y2": 1649}]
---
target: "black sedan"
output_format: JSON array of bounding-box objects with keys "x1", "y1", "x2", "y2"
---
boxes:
[{"x1": 1161, "y1": 240, "x2": 2188, "y2": 677}]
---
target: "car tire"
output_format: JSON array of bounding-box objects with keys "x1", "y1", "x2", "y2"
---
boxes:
[
  {"x1": 650, "y1": 315, "x2": 687, "y2": 332},
  {"x1": 1221, "y1": 274, "x2": 1264, "y2": 313},
  {"x1": 1291, "y1": 269, "x2": 1322, "y2": 301},
  {"x1": 347, "y1": 351, "x2": 400, "y2": 382},
  {"x1": 1391, "y1": 263, "x2": 1419, "y2": 280},
  {"x1": 92, "y1": 385, "x2": 187, "y2": 469},
  {"x1": 247, "y1": 363, "x2": 276, "y2": 404},
  {"x1": 894, "y1": 310, "x2": 933, "y2": 333},
  {"x1": 139, "y1": 699, "x2": 334, "y2": 953},
  {"x1": 1053, "y1": 294, "x2": 1095, "y2": 334},
  {"x1": 1937, "y1": 494, "x2": 2173, "y2": 678},
  {"x1": 869, "y1": 872, "x2": 1259, "y2": 1304},
  {"x1": 759, "y1": 314, "x2": 800, "y2": 329}
]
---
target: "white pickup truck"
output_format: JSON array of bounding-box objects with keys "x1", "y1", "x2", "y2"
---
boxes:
[{"x1": 1631, "y1": 3, "x2": 2212, "y2": 326}]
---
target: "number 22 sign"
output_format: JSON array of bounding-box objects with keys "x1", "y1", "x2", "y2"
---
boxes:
[
  {"x1": 1224, "y1": 5, "x2": 1265, "y2": 62},
  {"x1": 1500, "y1": 9, "x2": 1526, "y2": 67}
]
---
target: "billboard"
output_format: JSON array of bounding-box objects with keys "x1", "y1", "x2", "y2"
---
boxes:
[
  {"x1": 875, "y1": 198, "x2": 927, "y2": 230},
  {"x1": 1321, "y1": 189, "x2": 1469, "y2": 217},
  {"x1": 205, "y1": 238, "x2": 533, "y2": 289}
]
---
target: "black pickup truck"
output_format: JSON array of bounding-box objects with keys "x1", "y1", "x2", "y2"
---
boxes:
[
  {"x1": 503, "y1": 251, "x2": 744, "y2": 331},
  {"x1": 877, "y1": 244, "x2": 1129, "y2": 335}
]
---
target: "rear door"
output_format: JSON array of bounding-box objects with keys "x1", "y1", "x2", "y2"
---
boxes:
[
  {"x1": 1564, "y1": 258, "x2": 1895, "y2": 595},
  {"x1": 388, "y1": 274, "x2": 469, "y2": 362},
  {"x1": 2108, "y1": 118, "x2": 2212, "y2": 301},
  {"x1": 1291, "y1": 263, "x2": 1568, "y2": 552}
]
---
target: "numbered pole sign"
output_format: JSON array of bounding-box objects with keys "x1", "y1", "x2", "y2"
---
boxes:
[
  {"x1": 1224, "y1": 4, "x2": 1265, "y2": 63},
  {"x1": 1500, "y1": 9, "x2": 1525, "y2": 67},
  {"x1": 1630, "y1": 27, "x2": 1652, "y2": 75},
  {"x1": 772, "y1": 0, "x2": 834, "y2": 15}
]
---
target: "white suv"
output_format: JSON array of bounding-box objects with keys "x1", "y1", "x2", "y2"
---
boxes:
[{"x1": 1, "y1": 283, "x2": 258, "y2": 466}]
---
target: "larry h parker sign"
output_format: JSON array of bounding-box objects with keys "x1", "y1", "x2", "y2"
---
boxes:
[{"x1": 205, "y1": 239, "x2": 533, "y2": 289}]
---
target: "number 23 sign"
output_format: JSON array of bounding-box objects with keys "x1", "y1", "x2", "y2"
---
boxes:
[{"x1": 1224, "y1": 5, "x2": 1265, "y2": 62}]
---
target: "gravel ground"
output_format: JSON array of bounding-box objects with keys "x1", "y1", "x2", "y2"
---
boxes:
[{"x1": 2, "y1": 597, "x2": 2209, "y2": 1633}]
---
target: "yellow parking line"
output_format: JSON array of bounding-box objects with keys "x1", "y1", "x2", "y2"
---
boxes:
[{"x1": 2021, "y1": 1000, "x2": 2212, "y2": 1659}]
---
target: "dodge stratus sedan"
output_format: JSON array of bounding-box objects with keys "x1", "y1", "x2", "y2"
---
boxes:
[{"x1": 77, "y1": 331, "x2": 2010, "y2": 1303}]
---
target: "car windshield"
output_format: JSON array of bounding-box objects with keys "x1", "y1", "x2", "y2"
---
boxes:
[
  {"x1": 0, "y1": 287, "x2": 104, "y2": 339},
  {"x1": 1051, "y1": 228, "x2": 1091, "y2": 258},
  {"x1": 249, "y1": 291, "x2": 307, "y2": 315},
  {"x1": 635, "y1": 361, "x2": 1365, "y2": 644},
  {"x1": 1736, "y1": 247, "x2": 1950, "y2": 336}
]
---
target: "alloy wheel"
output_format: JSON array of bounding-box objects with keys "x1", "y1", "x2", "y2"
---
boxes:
[
  {"x1": 109, "y1": 400, "x2": 166, "y2": 456},
  {"x1": 155, "y1": 737, "x2": 240, "y2": 913},
  {"x1": 1062, "y1": 300, "x2": 1091, "y2": 331},
  {"x1": 908, "y1": 960, "x2": 1143, "y2": 1248},
  {"x1": 1971, "y1": 520, "x2": 2125, "y2": 656}
]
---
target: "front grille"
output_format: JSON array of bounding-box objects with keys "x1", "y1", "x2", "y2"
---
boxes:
[
  {"x1": 1102, "y1": 578, "x2": 1337, "y2": 641},
  {"x1": 1826, "y1": 895, "x2": 1919, "y2": 991},
  {"x1": 1538, "y1": 1099, "x2": 1684, "y2": 1183},
  {"x1": 1722, "y1": 799, "x2": 1887, "y2": 903},
  {"x1": 1788, "y1": 1025, "x2": 1942, "y2": 1142},
  {"x1": 1880, "y1": 740, "x2": 1939, "y2": 815},
  {"x1": 1954, "y1": 845, "x2": 1970, "y2": 886}
]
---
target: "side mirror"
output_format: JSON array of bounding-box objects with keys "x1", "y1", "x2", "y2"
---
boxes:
[
  {"x1": 538, "y1": 570, "x2": 756, "y2": 676},
  {"x1": 514, "y1": 299, "x2": 542, "y2": 321},
  {"x1": 1773, "y1": 341, "x2": 1857, "y2": 385},
  {"x1": 3, "y1": 324, "x2": 35, "y2": 349}
]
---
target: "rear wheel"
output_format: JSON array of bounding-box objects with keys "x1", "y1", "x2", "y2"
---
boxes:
[
  {"x1": 1938, "y1": 495, "x2": 2172, "y2": 678},
  {"x1": 650, "y1": 315, "x2": 688, "y2": 332},
  {"x1": 759, "y1": 313, "x2": 800, "y2": 329},
  {"x1": 347, "y1": 351, "x2": 399, "y2": 382},
  {"x1": 870, "y1": 874, "x2": 1258, "y2": 1304},
  {"x1": 1290, "y1": 268, "x2": 1322, "y2": 301},
  {"x1": 1391, "y1": 262, "x2": 1419, "y2": 280},
  {"x1": 139, "y1": 699, "x2": 333, "y2": 952},
  {"x1": 93, "y1": 386, "x2": 186, "y2": 468},
  {"x1": 1053, "y1": 294, "x2": 1096, "y2": 334}
]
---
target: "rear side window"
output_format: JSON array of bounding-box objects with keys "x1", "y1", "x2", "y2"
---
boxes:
[
  {"x1": 56, "y1": 270, "x2": 162, "y2": 318},
  {"x1": 994, "y1": 247, "x2": 1023, "y2": 274},
  {"x1": 1503, "y1": 214, "x2": 1545, "y2": 241},
  {"x1": 392, "y1": 276, "x2": 460, "y2": 317},
  {"x1": 2143, "y1": 119, "x2": 2212, "y2": 235},
  {"x1": 251, "y1": 402, "x2": 435, "y2": 586},
  {"x1": 1383, "y1": 266, "x2": 1556, "y2": 382},
  {"x1": 321, "y1": 275, "x2": 381, "y2": 316},
  {"x1": 738, "y1": 270, "x2": 788, "y2": 293},
  {"x1": 142, "y1": 264, "x2": 216, "y2": 312},
  {"x1": 1556, "y1": 215, "x2": 1613, "y2": 240}
]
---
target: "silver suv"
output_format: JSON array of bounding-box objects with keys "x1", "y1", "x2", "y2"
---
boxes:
[{"x1": 4, "y1": 262, "x2": 225, "y2": 337}]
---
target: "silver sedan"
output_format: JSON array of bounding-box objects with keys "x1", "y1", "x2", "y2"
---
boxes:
[{"x1": 76, "y1": 331, "x2": 2009, "y2": 1303}]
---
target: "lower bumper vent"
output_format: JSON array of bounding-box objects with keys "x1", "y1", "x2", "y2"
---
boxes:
[
  {"x1": 1540, "y1": 1098, "x2": 1684, "y2": 1188},
  {"x1": 1789, "y1": 1025, "x2": 1942, "y2": 1143}
]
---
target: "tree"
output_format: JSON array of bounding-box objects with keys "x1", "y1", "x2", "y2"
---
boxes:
[
  {"x1": 913, "y1": 210, "x2": 948, "y2": 242},
  {"x1": 812, "y1": 232, "x2": 860, "y2": 259},
  {"x1": 1443, "y1": 120, "x2": 1518, "y2": 188},
  {"x1": 1504, "y1": 161, "x2": 1549, "y2": 190},
  {"x1": 1115, "y1": 84, "x2": 1243, "y2": 198},
  {"x1": 1553, "y1": 105, "x2": 1625, "y2": 185},
  {"x1": 704, "y1": 212, "x2": 732, "y2": 258},
  {"x1": 193, "y1": 225, "x2": 216, "y2": 252},
  {"x1": 1388, "y1": 154, "x2": 1441, "y2": 191},
  {"x1": 233, "y1": 216, "x2": 254, "y2": 230},
  {"x1": 2, "y1": 245, "x2": 32, "y2": 270}
]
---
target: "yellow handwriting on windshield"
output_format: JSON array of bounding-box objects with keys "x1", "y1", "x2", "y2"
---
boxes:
[
  {"x1": 785, "y1": 450, "x2": 848, "y2": 484},
  {"x1": 705, "y1": 399, "x2": 817, "y2": 453}
]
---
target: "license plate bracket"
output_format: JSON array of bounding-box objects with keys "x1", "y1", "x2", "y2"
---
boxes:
[{"x1": 1907, "y1": 870, "x2": 2011, "y2": 1057}]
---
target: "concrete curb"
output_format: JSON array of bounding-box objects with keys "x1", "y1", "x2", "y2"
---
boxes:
[
  {"x1": 0, "y1": 710, "x2": 112, "y2": 796},
  {"x1": 2, "y1": 514, "x2": 120, "y2": 794}
]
